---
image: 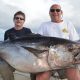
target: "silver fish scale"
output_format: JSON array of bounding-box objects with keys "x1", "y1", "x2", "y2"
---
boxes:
[{"x1": 0, "y1": 35, "x2": 80, "y2": 73}]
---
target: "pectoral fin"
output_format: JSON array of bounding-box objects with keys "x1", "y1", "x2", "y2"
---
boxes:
[{"x1": 21, "y1": 46, "x2": 47, "y2": 58}]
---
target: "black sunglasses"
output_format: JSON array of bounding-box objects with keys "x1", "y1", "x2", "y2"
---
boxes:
[
  {"x1": 15, "y1": 17, "x2": 24, "y2": 20},
  {"x1": 50, "y1": 9, "x2": 61, "y2": 12}
]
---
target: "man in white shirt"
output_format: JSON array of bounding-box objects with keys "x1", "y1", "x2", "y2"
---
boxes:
[{"x1": 36, "y1": 4, "x2": 80, "y2": 80}]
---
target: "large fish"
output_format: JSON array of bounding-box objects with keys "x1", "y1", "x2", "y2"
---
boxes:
[{"x1": 0, "y1": 34, "x2": 80, "y2": 73}]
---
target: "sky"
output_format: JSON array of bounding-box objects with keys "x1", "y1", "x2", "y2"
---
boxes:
[{"x1": 0, "y1": 0, "x2": 80, "y2": 40}]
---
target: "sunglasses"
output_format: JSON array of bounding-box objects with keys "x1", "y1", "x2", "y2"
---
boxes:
[
  {"x1": 50, "y1": 9, "x2": 61, "y2": 12},
  {"x1": 15, "y1": 17, "x2": 24, "y2": 20}
]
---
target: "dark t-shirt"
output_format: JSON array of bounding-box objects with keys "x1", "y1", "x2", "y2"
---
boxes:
[{"x1": 4, "y1": 27, "x2": 32, "y2": 40}]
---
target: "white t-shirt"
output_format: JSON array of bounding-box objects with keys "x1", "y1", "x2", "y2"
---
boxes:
[{"x1": 38, "y1": 20, "x2": 79, "y2": 41}]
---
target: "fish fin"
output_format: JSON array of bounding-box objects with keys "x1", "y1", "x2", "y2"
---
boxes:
[{"x1": 21, "y1": 46, "x2": 47, "y2": 58}]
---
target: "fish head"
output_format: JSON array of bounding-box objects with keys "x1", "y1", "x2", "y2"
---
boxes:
[{"x1": 48, "y1": 45, "x2": 74, "y2": 69}]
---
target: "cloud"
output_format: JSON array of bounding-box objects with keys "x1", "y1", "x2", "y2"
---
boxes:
[
  {"x1": 0, "y1": 0, "x2": 21, "y2": 30},
  {"x1": 0, "y1": 0, "x2": 80, "y2": 33}
]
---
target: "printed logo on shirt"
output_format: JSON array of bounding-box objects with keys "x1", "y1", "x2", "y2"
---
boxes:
[{"x1": 62, "y1": 28, "x2": 68, "y2": 33}]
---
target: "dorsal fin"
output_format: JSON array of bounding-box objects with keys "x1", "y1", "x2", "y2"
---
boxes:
[{"x1": 21, "y1": 46, "x2": 48, "y2": 58}]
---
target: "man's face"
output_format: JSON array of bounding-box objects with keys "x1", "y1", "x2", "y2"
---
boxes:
[
  {"x1": 49, "y1": 5, "x2": 63, "y2": 22},
  {"x1": 14, "y1": 14, "x2": 25, "y2": 27}
]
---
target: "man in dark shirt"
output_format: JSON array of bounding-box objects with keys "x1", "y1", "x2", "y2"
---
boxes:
[
  {"x1": 3, "y1": 11, "x2": 33, "y2": 80},
  {"x1": 4, "y1": 11, "x2": 32, "y2": 40}
]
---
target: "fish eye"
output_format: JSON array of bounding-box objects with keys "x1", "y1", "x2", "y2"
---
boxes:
[{"x1": 67, "y1": 44, "x2": 73, "y2": 52}]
